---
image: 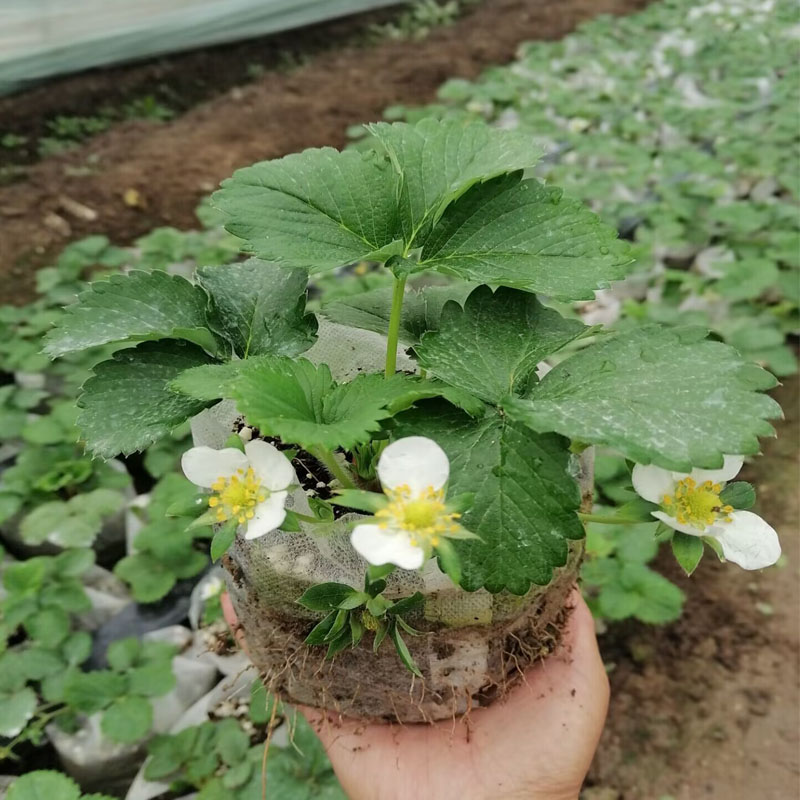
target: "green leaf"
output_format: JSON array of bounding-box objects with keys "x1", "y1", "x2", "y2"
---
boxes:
[
  {"x1": 106, "y1": 637, "x2": 141, "y2": 671},
  {"x1": 210, "y1": 520, "x2": 238, "y2": 562},
  {"x1": 396, "y1": 403, "x2": 583, "y2": 593},
  {"x1": 264, "y1": 716, "x2": 346, "y2": 799},
  {"x1": 6, "y1": 771, "x2": 81, "y2": 800},
  {"x1": 720, "y1": 481, "x2": 756, "y2": 509},
  {"x1": 212, "y1": 147, "x2": 402, "y2": 272},
  {"x1": 321, "y1": 283, "x2": 474, "y2": 345},
  {"x1": 223, "y1": 761, "x2": 254, "y2": 790},
  {"x1": 78, "y1": 340, "x2": 215, "y2": 457},
  {"x1": 0, "y1": 492, "x2": 23, "y2": 525},
  {"x1": 671, "y1": 532, "x2": 704, "y2": 576},
  {"x1": 215, "y1": 718, "x2": 250, "y2": 764},
  {"x1": 2, "y1": 558, "x2": 47, "y2": 594},
  {"x1": 0, "y1": 688, "x2": 37, "y2": 738},
  {"x1": 508, "y1": 327, "x2": 782, "y2": 472},
  {"x1": 128, "y1": 660, "x2": 177, "y2": 697},
  {"x1": 304, "y1": 612, "x2": 337, "y2": 645},
  {"x1": 389, "y1": 624, "x2": 422, "y2": 677},
  {"x1": 387, "y1": 592, "x2": 424, "y2": 616},
  {"x1": 248, "y1": 680, "x2": 279, "y2": 725},
  {"x1": 18, "y1": 647, "x2": 66, "y2": 680},
  {"x1": 197, "y1": 259, "x2": 317, "y2": 358},
  {"x1": 170, "y1": 357, "x2": 270, "y2": 402},
  {"x1": 418, "y1": 174, "x2": 631, "y2": 300},
  {"x1": 24, "y1": 607, "x2": 70, "y2": 648},
  {"x1": 368, "y1": 118, "x2": 543, "y2": 246},
  {"x1": 114, "y1": 554, "x2": 177, "y2": 603},
  {"x1": 232, "y1": 360, "x2": 479, "y2": 451},
  {"x1": 63, "y1": 670, "x2": 127, "y2": 713},
  {"x1": 43, "y1": 270, "x2": 216, "y2": 357},
  {"x1": 415, "y1": 285, "x2": 586, "y2": 404},
  {"x1": 101, "y1": 696, "x2": 153, "y2": 743},
  {"x1": 54, "y1": 549, "x2": 96, "y2": 577},
  {"x1": 330, "y1": 489, "x2": 388, "y2": 514},
  {"x1": 61, "y1": 632, "x2": 92, "y2": 667},
  {"x1": 298, "y1": 583, "x2": 359, "y2": 612}
]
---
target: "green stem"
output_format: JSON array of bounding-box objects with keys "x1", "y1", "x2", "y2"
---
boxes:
[
  {"x1": 384, "y1": 276, "x2": 407, "y2": 378},
  {"x1": 313, "y1": 446, "x2": 356, "y2": 489},
  {"x1": 292, "y1": 511, "x2": 328, "y2": 525},
  {"x1": 577, "y1": 512, "x2": 643, "y2": 525}
]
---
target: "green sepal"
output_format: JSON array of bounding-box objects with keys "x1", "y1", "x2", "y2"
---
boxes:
[
  {"x1": 330, "y1": 489, "x2": 388, "y2": 514},
  {"x1": 166, "y1": 493, "x2": 208, "y2": 519},
  {"x1": 223, "y1": 434, "x2": 245, "y2": 453},
  {"x1": 671, "y1": 532, "x2": 704, "y2": 576},
  {"x1": 720, "y1": 481, "x2": 756, "y2": 510},
  {"x1": 308, "y1": 497, "x2": 335, "y2": 521},
  {"x1": 435, "y1": 538, "x2": 461, "y2": 585},
  {"x1": 280, "y1": 510, "x2": 302, "y2": 532},
  {"x1": 703, "y1": 536, "x2": 725, "y2": 561},
  {"x1": 615, "y1": 498, "x2": 661, "y2": 522},
  {"x1": 210, "y1": 521, "x2": 237, "y2": 562},
  {"x1": 187, "y1": 509, "x2": 220, "y2": 531},
  {"x1": 446, "y1": 493, "x2": 474, "y2": 515},
  {"x1": 366, "y1": 563, "x2": 395, "y2": 583}
]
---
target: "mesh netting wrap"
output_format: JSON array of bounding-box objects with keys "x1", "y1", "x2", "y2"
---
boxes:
[{"x1": 191, "y1": 318, "x2": 588, "y2": 722}]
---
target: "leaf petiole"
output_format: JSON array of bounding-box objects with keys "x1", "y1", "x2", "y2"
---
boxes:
[
  {"x1": 384, "y1": 275, "x2": 407, "y2": 378},
  {"x1": 311, "y1": 446, "x2": 356, "y2": 490}
]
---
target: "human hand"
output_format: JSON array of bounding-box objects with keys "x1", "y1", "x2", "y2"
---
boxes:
[{"x1": 222, "y1": 588, "x2": 609, "y2": 800}]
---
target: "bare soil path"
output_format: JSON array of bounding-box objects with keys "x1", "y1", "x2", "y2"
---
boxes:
[{"x1": 0, "y1": 0, "x2": 647, "y2": 305}]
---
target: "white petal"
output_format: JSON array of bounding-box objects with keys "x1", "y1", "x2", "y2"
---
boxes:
[
  {"x1": 244, "y1": 492, "x2": 288, "y2": 540},
  {"x1": 632, "y1": 463, "x2": 676, "y2": 503},
  {"x1": 181, "y1": 446, "x2": 248, "y2": 488},
  {"x1": 652, "y1": 510, "x2": 710, "y2": 537},
  {"x1": 245, "y1": 439, "x2": 296, "y2": 491},
  {"x1": 709, "y1": 510, "x2": 781, "y2": 570},
  {"x1": 687, "y1": 454, "x2": 744, "y2": 485},
  {"x1": 350, "y1": 524, "x2": 426, "y2": 570},
  {"x1": 377, "y1": 436, "x2": 449, "y2": 494}
]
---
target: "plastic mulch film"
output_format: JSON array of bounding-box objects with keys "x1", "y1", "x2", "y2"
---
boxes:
[{"x1": 0, "y1": 0, "x2": 402, "y2": 95}]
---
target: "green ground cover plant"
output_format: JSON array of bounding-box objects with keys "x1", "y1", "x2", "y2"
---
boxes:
[{"x1": 1, "y1": 0, "x2": 793, "y2": 794}]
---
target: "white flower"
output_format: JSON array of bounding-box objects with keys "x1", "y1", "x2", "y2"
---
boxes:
[
  {"x1": 350, "y1": 436, "x2": 462, "y2": 571},
  {"x1": 182, "y1": 440, "x2": 296, "y2": 540},
  {"x1": 632, "y1": 455, "x2": 781, "y2": 570}
]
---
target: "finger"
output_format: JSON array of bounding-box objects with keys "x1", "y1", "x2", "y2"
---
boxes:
[
  {"x1": 220, "y1": 591, "x2": 249, "y2": 654},
  {"x1": 479, "y1": 587, "x2": 609, "y2": 722}
]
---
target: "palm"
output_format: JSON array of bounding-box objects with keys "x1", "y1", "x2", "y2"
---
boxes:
[{"x1": 224, "y1": 590, "x2": 608, "y2": 800}]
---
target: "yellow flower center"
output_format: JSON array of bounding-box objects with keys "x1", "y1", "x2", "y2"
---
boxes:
[
  {"x1": 662, "y1": 477, "x2": 734, "y2": 531},
  {"x1": 208, "y1": 467, "x2": 267, "y2": 525},
  {"x1": 374, "y1": 484, "x2": 460, "y2": 548}
]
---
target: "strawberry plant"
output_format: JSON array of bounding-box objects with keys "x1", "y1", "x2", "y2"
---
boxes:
[{"x1": 40, "y1": 118, "x2": 782, "y2": 722}]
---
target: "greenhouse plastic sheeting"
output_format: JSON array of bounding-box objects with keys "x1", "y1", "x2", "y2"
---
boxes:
[{"x1": 0, "y1": 0, "x2": 402, "y2": 95}]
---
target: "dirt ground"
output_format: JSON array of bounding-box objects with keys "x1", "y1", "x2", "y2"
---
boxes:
[
  {"x1": 1, "y1": 1, "x2": 797, "y2": 796},
  {"x1": 588, "y1": 376, "x2": 800, "y2": 800},
  {"x1": 0, "y1": 0, "x2": 648, "y2": 305}
]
